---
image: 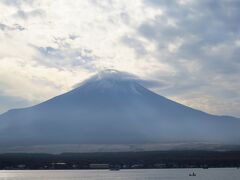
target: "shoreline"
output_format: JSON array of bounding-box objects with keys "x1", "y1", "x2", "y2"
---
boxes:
[{"x1": 0, "y1": 150, "x2": 240, "y2": 170}]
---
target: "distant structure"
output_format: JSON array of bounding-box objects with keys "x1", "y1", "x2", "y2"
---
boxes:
[{"x1": 89, "y1": 164, "x2": 109, "y2": 169}]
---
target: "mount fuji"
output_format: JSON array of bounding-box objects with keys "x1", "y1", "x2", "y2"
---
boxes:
[{"x1": 0, "y1": 69, "x2": 240, "y2": 151}]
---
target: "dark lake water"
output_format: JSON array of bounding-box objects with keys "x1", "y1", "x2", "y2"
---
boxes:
[{"x1": 0, "y1": 168, "x2": 239, "y2": 180}]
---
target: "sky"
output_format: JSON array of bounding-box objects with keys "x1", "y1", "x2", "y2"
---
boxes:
[{"x1": 0, "y1": 0, "x2": 239, "y2": 117}]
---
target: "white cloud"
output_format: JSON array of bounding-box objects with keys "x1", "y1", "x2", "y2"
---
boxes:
[{"x1": 0, "y1": 0, "x2": 239, "y2": 117}]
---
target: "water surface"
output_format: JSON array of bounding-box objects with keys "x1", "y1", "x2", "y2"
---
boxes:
[{"x1": 0, "y1": 168, "x2": 239, "y2": 180}]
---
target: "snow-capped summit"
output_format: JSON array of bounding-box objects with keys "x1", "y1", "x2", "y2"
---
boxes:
[
  {"x1": 75, "y1": 69, "x2": 144, "y2": 95},
  {"x1": 0, "y1": 70, "x2": 240, "y2": 149},
  {"x1": 89, "y1": 69, "x2": 136, "y2": 81}
]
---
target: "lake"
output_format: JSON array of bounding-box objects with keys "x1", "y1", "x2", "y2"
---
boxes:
[{"x1": 0, "y1": 168, "x2": 239, "y2": 180}]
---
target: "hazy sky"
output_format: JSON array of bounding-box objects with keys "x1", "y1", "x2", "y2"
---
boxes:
[{"x1": 0, "y1": 0, "x2": 239, "y2": 117}]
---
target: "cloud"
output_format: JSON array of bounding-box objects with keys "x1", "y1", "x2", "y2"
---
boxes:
[
  {"x1": 13, "y1": 9, "x2": 45, "y2": 20},
  {"x1": 34, "y1": 45, "x2": 97, "y2": 70},
  {"x1": 134, "y1": 0, "x2": 240, "y2": 116},
  {"x1": 0, "y1": 0, "x2": 239, "y2": 117},
  {"x1": 2, "y1": 0, "x2": 35, "y2": 7},
  {"x1": 121, "y1": 35, "x2": 147, "y2": 56},
  {"x1": 0, "y1": 95, "x2": 31, "y2": 113},
  {"x1": 0, "y1": 23, "x2": 25, "y2": 31},
  {"x1": 137, "y1": 79, "x2": 170, "y2": 89}
]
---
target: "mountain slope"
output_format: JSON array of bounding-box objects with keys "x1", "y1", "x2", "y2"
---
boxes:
[{"x1": 0, "y1": 69, "x2": 239, "y2": 147}]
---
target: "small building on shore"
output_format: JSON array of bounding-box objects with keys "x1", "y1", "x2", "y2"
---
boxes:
[{"x1": 89, "y1": 164, "x2": 109, "y2": 169}]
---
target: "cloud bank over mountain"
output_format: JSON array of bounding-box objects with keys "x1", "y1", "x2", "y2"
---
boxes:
[{"x1": 0, "y1": 0, "x2": 239, "y2": 117}]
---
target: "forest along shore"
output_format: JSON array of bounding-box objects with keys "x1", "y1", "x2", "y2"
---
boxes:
[{"x1": 0, "y1": 150, "x2": 240, "y2": 170}]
